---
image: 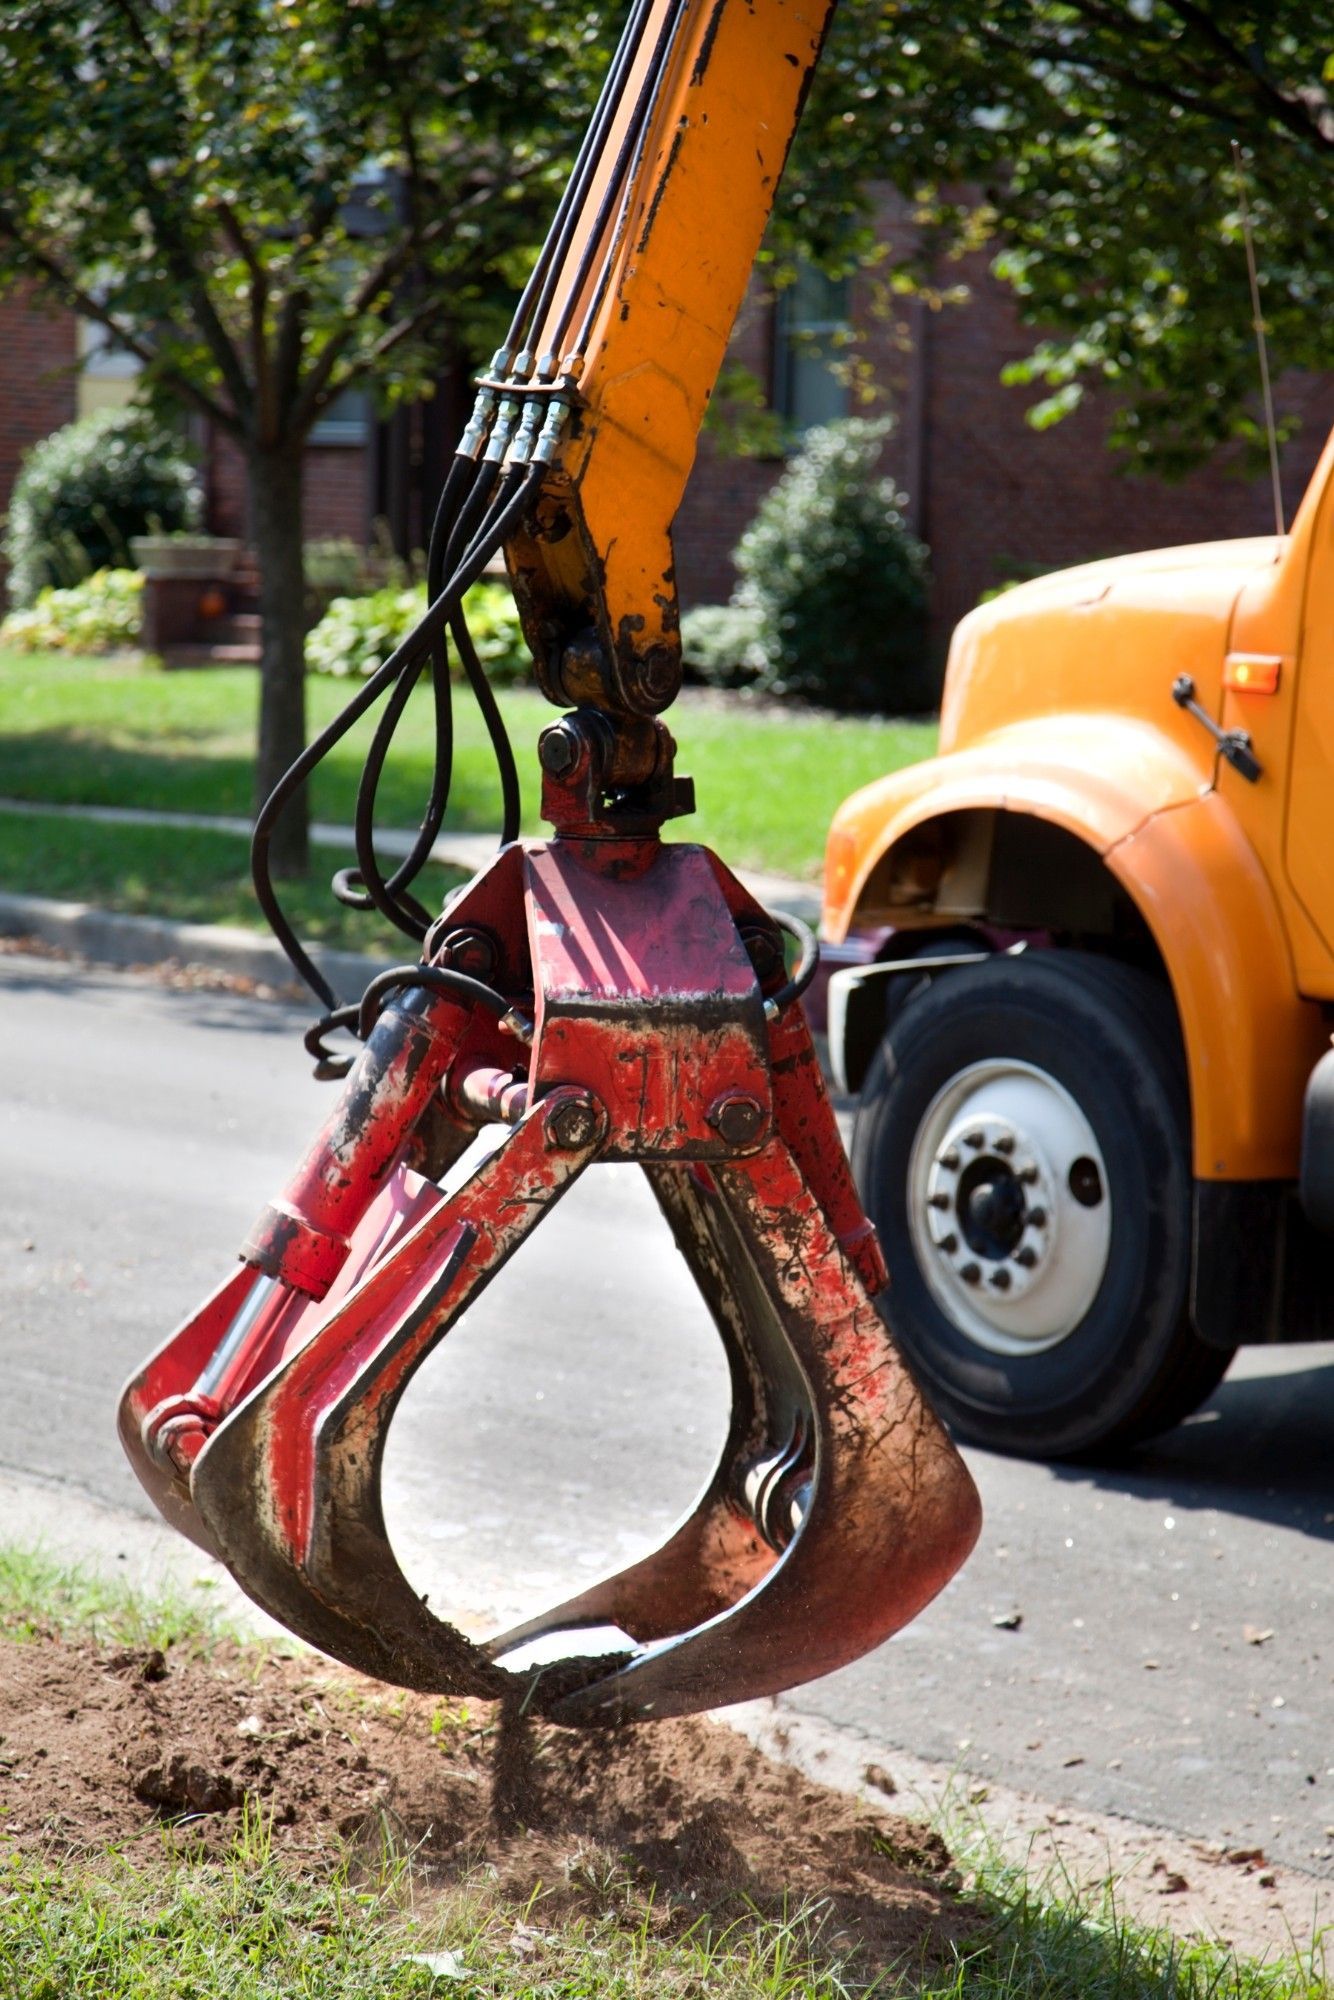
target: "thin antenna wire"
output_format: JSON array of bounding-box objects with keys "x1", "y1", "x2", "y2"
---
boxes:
[{"x1": 1231, "y1": 140, "x2": 1285, "y2": 537}]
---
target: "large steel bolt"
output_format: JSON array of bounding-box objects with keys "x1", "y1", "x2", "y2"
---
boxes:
[
  {"x1": 538, "y1": 721, "x2": 581, "y2": 778},
  {"x1": 544, "y1": 1095, "x2": 601, "y2": 1151},
  {"x1": 708, "y1": 1092, "x2": 766, "y2": 1147},
  {"x1": 437, "y1": 926, "x2": 498, "y2": 981},
  {"x1": 739, "y1": 923, "x2": 785, "y2": 984}
]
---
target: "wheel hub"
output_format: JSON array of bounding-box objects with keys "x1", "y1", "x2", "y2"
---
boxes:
[{"x1": 909, "y1": 1061, "x2": 1112, "y2": 1356}]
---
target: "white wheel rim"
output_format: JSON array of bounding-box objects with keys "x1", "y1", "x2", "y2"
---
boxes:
[{"x1": 907, "y1": 1059, "x2": 1112, "y2": 1357}]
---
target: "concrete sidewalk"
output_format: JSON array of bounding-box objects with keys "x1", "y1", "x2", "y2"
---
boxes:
[{"x1": 0, "y1": 795, "x2": 822, "y2": 992}]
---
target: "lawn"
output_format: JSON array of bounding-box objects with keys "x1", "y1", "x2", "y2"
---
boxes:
[
  {"x1": 0, "y1": 649, "x2": 936, "y2": 883},
  {"x1": 0, "y1": 811, "x2": 464, "y2": 958},
  {"x1": 0, "y1": 1546, "x2": 1323, "y2": 2000}
]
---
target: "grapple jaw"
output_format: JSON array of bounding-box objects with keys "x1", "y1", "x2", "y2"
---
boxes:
[{"x1": 119, "y1": 839, "x2": 980, "y2": 1725}]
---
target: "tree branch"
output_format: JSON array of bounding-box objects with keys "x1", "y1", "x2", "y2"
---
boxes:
[
  {"x1": 284, "y1": 211, "x2": 457, "y2": 436},
  {"x1": 1156, "y1": 0, "x2": 1334, "y2": 150},
  {"x1": 215, "y1": 199, "x2": 275, "y2": 440},
  {"x1": 0, "y1": 204, "x2": 240, "y2": 435}
]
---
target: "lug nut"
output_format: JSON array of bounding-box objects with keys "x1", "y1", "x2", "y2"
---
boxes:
[
  {"x1": 545, "y1": 1096, "x2": 600, "y2": 1151},
  {"x1": 708, "y1": 1092, "x2": 766, "y2": 1147},
  {"x1": 960, "y1": 1261, "x2": 981, "y2": 1285},
  {"x1": 994, "y1": 1134, "x2": 1015, "y2": 1155},
  {"x1": 939, "y1": 1232, "x2": 959, "y2": 1253},
  {"x1": 1026, "y1": 1206, "x2": 1047, "y2": 1228},
  {"x1": 1019, "y1": 1165, "x2": 1039, "y2": 1185},
  {"x1": 964, "y1": 1129, "x2": 985, "y2": 1150},
  {"x1": 989, "y1": 1267, "x2": 1012, "y2": 1291},
  {"x1": 928, "y1": 1191, "x2": 951, "y2": 1210},
  {"x1": 1014, "y1": 1246, "x2": 1038, "y2": 1268},
  {"x1": 940, "y1": 1148, "x2": 960, "y2": 1171}
]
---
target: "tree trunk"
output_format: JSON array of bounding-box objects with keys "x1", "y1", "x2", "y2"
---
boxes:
[{"x1": 247, "y1": 443, "x2": 309, "y2": 878}]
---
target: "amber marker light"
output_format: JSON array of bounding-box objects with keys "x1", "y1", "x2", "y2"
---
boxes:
[
  {"x1": 823, "y1": 822, "x2": 857, "y2": 924},
  {"x1": 1224, "y1": 653, "x2": 1282, "y2": 694}
]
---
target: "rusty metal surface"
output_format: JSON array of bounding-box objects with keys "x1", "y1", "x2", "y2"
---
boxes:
[
  {"x1": 120, "y1": 828, "x2": 979, "y2": 1724},
  {"x1": 190, "y1": 1090, "x2": 603, "y2": 1697}
]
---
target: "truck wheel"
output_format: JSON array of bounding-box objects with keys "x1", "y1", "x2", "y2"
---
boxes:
[{"x1": 850, "y1": 950, "x2": 1233, "y2": 1459}]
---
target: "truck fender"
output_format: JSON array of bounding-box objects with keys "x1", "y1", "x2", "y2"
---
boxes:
[{"x1": 828, "y1": 722, "x2": 1327, "y2": 1182}]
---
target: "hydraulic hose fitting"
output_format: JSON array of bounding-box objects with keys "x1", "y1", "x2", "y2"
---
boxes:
[{"x1": 483, "y1": 395, "x2": 523, "y2": 466}]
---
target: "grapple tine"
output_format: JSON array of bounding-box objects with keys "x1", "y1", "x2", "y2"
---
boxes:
[
  {"x1": 482, "y1": 1157, "x2": 806, "y2": 1662},
  {"x1": 117, "y1": 1168, "x2": 447, "y2": 1560},
  {"x1": 187, "y1": 1088, "x2": 607, "y2": 1699},
  {"x1": 495, "y1": 1140, "x2": 980, "y2": 1725},
  {"x1": 121, "y1": 834, "x2": 980, "y2": 1728}
]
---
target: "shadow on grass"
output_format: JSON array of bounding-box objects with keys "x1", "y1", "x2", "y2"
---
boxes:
[{"x1": 0, "y1": 725, "x2": 520, "y2": 834}]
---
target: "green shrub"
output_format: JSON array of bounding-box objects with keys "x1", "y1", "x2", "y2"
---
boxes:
[
  {"x1": 733, "y1": 418, "x2": 933, "y2": 713},
  {"x1": 460, "y1": 580, "x2": 530, "y2": 684},
  {"x1": 3, "y1": 408, "x2": 200, "y2": 607},
  {"x1": 0, "y1": 568, "x2": 144, "y2": 654},
  {"x1": 305, "y1": 583, "x2": 427, "y2": 678},
  {"x1": 305, "y1": 578, "x2": 531, "y2": 683},
  {"x1": 681, "y1": 602, "x2": 764, "y2": 689}
]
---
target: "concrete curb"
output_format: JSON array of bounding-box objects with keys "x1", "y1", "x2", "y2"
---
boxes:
[
  {"x1": 0, "y1": 890, "x2": 384, "y2": 999},
  {"x1": 0, "y1": 798, "x2": 823, "y2": 989}
]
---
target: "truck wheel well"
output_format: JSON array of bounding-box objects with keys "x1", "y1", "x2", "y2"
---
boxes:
[{"x1": 843, "y1": 809, "x2": 1174, "y2": 1093}]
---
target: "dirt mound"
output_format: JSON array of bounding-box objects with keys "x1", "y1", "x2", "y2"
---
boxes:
[{"x1": 0, "y1": 1631, "x2": 969, "y2": 1970}]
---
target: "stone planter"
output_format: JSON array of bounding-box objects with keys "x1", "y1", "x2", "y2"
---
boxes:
[{"x1": 130, "y1": 536, "x2": 242, "y2": 581}]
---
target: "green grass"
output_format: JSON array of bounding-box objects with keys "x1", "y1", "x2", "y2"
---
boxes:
[
  {"x1": 0, "y1": 650, "x2": 936, "y2": 881},
  {"x1": 1, "y1": 1798, "x2": 1325, "y2": 2000},
  {"x1": 0, "y1": 1544, "x2": 1326, "y2": 1999},
  {"x1": 0, "y1": 809, "x2": 466, "y2": 956},
  {"x1": 0, "y1": 1544, "x2": 235, "y2": 1657}
]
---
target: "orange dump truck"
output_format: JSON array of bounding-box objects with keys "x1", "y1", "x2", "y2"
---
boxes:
[{"x1": 822, "y1": 429, "x2": 1334, "y2": 1459}]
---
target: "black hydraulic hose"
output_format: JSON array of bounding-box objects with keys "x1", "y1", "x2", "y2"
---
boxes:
[
  {"x1": 356, "y1": 961, "x2": 512, "y2": 1043},
  {"x1": 451, "y1": 609, "x2": 521, "y2": 846},
  {"x1": 251, "y1": 465, "x2": 543, "y2": 1008},
  {"x1": 351, "y1": 651, "x2": 436, "y2": 940},
  {"x1": 498, "y1": 0, "x2": 656, "y2": 360},
  {"x1": 522, "y1": 0, "x2": 659, "y2": 366},
  {"x1": 562, "y1": 0, "x2": 690, "y2": 363},
  {"x1": 764, "y1": 909, "x2": 821, "y2": 1020}
]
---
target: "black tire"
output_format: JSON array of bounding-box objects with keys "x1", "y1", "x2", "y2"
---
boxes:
[{"x1": 851, "y1": 950, "x2": 1234, "y2": 1460}]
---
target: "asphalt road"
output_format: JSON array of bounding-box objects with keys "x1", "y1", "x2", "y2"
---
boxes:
[{"x1": 2, "y1": 954, "x2": 1331, "y2": 1876}]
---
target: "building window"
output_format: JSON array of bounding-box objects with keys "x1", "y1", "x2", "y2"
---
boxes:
[
  {"x1": 77, "y1": 318, "x2": 141, "y2": 418},
  {"x1": 311, "y1": 385, "x2": 371, "y2": 447},
  {"x1": 773, "y1": 266, "x2": 851, "y2": 432}
]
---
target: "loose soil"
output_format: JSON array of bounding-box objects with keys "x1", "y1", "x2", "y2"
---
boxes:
[{"x1": 0, "y1": 1631, "x2": 974, "y2": 1977}]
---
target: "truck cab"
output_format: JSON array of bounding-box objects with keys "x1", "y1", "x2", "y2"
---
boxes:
[{"x1": 822, "y1": 429, "x2": 1334, "y2": 1458}]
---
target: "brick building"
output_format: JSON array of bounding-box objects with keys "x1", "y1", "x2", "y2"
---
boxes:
[{"x1": 3, "y1": 230, "x2": 1331, "y2": 647}]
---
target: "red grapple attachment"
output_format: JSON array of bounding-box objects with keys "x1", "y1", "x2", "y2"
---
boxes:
[{"x1": 119, "y1": 832, "x2": 980, "y2": 1725}]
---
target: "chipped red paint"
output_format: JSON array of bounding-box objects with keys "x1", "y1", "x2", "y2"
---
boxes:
[{"x1": 120, "y1": 816, "x2": 980, "y2": 1723}]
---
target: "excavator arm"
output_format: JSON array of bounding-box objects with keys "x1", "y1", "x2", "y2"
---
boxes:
[
  {"x1": 503, "y1": 0, "x2": 831, "y2": 717},
  {"x1": 119, "y1": 0, "x2": 981, "y2": 1726}
]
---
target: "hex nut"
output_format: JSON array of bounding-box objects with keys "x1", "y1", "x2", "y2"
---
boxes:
[
  {"x1": 437, "y1": 926, "x2": 498, "y2": 980},
  {"x1": 545, "y1": 1096, "x2": 601, "y2": 1151},
  {"x1": 707, "y1": 1092, "x2": 766, "y2": 1147},
  {"x1": 538, "y1": 722, "x2": 581, "y2": 777}
]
